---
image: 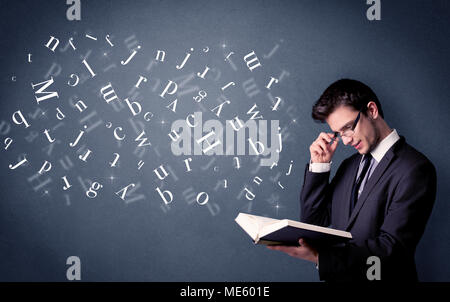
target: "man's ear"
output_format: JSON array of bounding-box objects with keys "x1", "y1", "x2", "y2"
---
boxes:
[{"x1": 367, "y1": 101, "x2": 379, "y2": 119}]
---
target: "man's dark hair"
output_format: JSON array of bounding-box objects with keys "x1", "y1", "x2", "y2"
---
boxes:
[{"x1": 312, "y1": 79, "x2": 384, "y2": 122}]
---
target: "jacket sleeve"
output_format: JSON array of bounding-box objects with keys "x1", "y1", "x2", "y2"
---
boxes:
[
  {"x1": 317, "y1": 160, "x2": 437, "y2": 281},
  {"x1": 300, "y1": 159, "x2": 347, "y2": 227}
]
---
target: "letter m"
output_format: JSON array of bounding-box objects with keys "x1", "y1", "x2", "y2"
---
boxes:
[{"x1": 31, "y1": 76, "x2": 59, "y2": 104}]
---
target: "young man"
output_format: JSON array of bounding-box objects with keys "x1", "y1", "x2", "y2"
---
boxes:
[{"x1": 268, "y1": 79, "x2": 436, "y2": 281}]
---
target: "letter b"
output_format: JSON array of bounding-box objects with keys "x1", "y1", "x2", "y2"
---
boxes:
[
  {"x1": 124, "y1": 98, "x2": 142, "y2": 116},
  {"x1": 156, "y1": 187, "x2": 173, "y2": 205}
]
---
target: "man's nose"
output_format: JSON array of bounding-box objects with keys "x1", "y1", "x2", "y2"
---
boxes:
[{"x1": 342, "y1": 136, "x2": 353, "y2": 146}]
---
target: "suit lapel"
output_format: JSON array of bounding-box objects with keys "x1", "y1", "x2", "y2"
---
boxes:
[{"x1": 345, "y1": 137, "x2": 404, "y2": 231}]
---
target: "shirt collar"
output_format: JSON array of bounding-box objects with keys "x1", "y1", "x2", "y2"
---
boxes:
[{"x1": 370, "y1": 129, "x2": 400, "y2": 163}]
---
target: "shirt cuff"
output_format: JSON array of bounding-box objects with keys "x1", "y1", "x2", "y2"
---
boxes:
[{"x1": 309, "y1": 160, "x2": 331, "y2": 173}]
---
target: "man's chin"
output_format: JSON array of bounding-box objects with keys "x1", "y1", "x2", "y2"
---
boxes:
[{"x1": 356, "y1": 147, "x2": 368, "y2": 155}]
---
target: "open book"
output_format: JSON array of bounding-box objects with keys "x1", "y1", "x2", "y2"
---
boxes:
[{"x1": 235, "y1": 213, "x2": 352, "y2": 247}]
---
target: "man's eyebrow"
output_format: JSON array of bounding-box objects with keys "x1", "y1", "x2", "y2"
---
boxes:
[{"x1": 335, "y1": 121, "x2": 353, "y2": 132}]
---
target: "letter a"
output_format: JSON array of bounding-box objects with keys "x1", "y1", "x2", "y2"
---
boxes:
[
  {"x1": 366, "y1": 0, "x2": 381, "y2": 21},
  {"x1": 66, "y1": 256, "x2": 81, "y2": 280},
  {"x1": 366, "y1": 256, "x2": 381, "y2": 280},
  {"x1": 66, "y1": 0, "x2": 81, "y2": 21}
]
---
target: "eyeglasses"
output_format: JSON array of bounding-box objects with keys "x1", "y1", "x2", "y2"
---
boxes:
[{"x1": 333, "y1": 110, "x2": 361, "y2": 140}]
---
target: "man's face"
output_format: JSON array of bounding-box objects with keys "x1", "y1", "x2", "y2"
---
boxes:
[{"x1": 325, "y1": 105, "x2": 379, "y2": 155}]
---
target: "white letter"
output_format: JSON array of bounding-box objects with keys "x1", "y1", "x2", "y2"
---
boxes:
[
  {"x1": 248, "y1": 138, "x2": 265, "y2": 155},
  {"x1": 168, "y1": 129, "x2": 181, "y2": 142},
  {"x1": 56, "y1": 107, "x2": 66, "y2": 120},
  {"x1": 154, "y1": 165, "x2": 169, "y2": 180},
  {"x1": 196, "y1": 192, "x2": 209, "y2": 205},
  {"x1": 155, "y1": 50, "x2": 166, "y2": 62},
  {"x1": 67, "y1": 74, "x2": 79, "y2": 87},
  {"x1": 135, "y1": 130, "x2": 151, "y2": 147},
  {"x1": 155, "y1": 187, "x2": 173, "y2": 205},
  {"x1": 243, "y1": 50, "x2": 262, "y2": 71},
  {"x1": 211, "y1": 100, "x2": 231, "y2": 118},
  {"x1": 244, "y1": 187, "x2": 255, "y2": 200},
  {"x1": 100, "y1": 83, "x2": 119, "y2": 104},
  {"x1": 113, "y1": 127, "x2": 126, "y2": 141},
  {"x1": 124, "y1": 98, "x2": 142, "y2": 116},
  {"x1": 366, "y1": 0, "x2": 381, "y2": 21},
  {"x1": 135, "y1": 75, "x2": 147, "y2": 88},
  {"x1": 82, "y1": 59, "x2": 96, "y2": 78},
  {"x1": 366, "y1": 256, "x2": 381, "y2": 280},
  {"x1": 45, "y1": 36, "x2": 60, "y2": 52},
  {"x1": 9, "y1": 157, "x2": 28, "y2": 170},
  {"x1": 66, "y1": 256, "x2": 81, "y2": 280},
  {"x1": 265, "y1": 76, "x2": 279, "y2": 89},
  {"x1": 160, "y1": 80, "x2": 178, "y2": 99},
  {"x1": 38, "y1": 160, "x2": 52, "y2": 175},
  {"x1": 31, "y1": 77, "x2": 59, "y2": 104},
  {"x1": 4, "y1": 138, "x2": 13, "y2": 150},
  {"x1": 115, "y1": 183, "x2": 136, "y2": 201},
  {"x1": 66, "y1": 0, "x2": 81, "y2": 21},
  {"x1": 196, "y1": 131, "x2": 221, "y2": 154},
  {"x1": 247, "y1": 104, "x2": 263, "y2": 120},
  {"x1": 43, "y1": 129, "x2": 56, "y2": 143},
  {"x1": 186, "y1": 114, "x2": 197, "y2": 127},
  {"x1": 12, "y1": 110, "x2": 31, "y2": 128},
  {"x1": 166, "y1": 99, "x2": 178, "y2": 113},
  {"x1": 228, "y1": 116, "x2": 244, "y2": 131},
  {"x1": 184, "y1": 157, "x2": 192, "y2": 172},
  {"x1": 75, "y1": 100, "x2": 88, "y2": 113},
  {"x1": 62, "y1": 175, "x2": 72, "y2": 190}
]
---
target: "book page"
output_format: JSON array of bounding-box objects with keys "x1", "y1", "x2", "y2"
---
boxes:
[{"x1": 243, "y1": 214, "x2": 282, "y2": 242}]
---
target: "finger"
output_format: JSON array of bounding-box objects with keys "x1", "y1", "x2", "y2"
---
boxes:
[
  {"x1": 299, "y1": 239, "x2": 311, "y2": 248},
  {"x1": 278, "y1": 246, "x2": 299, "y2": 254},
  {"x1": 267, "y1": 245, "x2": 289, "y2": 251},
  {"x1": 330, "y1": 137, "x2": 339, "y2": 151},
  {"x1": 311, "y1": 145, "x2": 322, "y2": 154},
  {"x1": 310, "y1": 146, "x2": 324, "y2": 158},
  {"x1": 299, "y1": 238, "x2": 310, "y2": 248},
  {"x1": 319, "y1": 132, "x2": 334, "y2": 143},
  {"x1": 316, "y1": 140, "x2": 330, "y2": 154}
]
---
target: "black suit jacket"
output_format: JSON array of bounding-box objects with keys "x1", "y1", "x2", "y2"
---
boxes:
[{"x1": 300, "y1": 136, "x2": 436, "y2": 281}]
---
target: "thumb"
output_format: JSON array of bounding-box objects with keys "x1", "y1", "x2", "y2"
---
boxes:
[
  {"x1": 299, "y1": 238, "x2": 311, "y2": 248},
  {"x1": 330, "y1": 137, "x2": 339, "y2": 152}
]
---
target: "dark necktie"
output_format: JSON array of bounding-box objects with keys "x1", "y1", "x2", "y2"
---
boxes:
[{"x1": 350, "y1": 153, "x2": 373, "y2": 214}]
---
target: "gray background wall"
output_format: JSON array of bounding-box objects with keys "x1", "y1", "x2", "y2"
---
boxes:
[{"x1": 0, "y1": 0, "x2": 449, "y2": 281}]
